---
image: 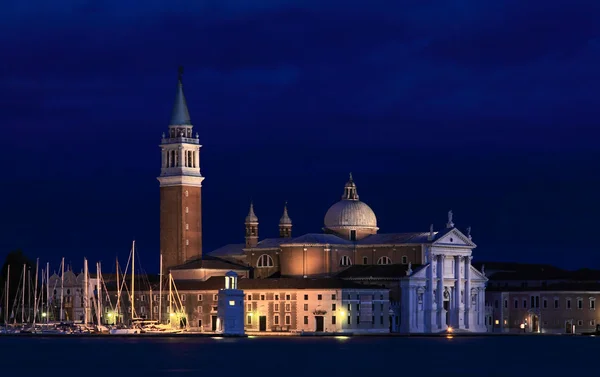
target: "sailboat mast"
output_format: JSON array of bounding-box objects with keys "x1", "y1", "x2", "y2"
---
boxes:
[
  {"x1": 4, "y1": 265, "x2": 9, "y2": 326},
  {"x1": 27, "y1": 267, "x2": 31, "y2": 323},
  {"x1": 116, "y1": 257, "x2": 120, "y2": 323},
  {"x1": 45, "y1": 263, "x2": 49, "y2": 323},
  {"x1": 97, "y1": 262, "x2": 102, "y2": 326},
  {"x1": 131, "y1": 240, "x2": 135, "y2": 321},
  {"x1": 84, "y1": 258, "x2": 89, "y2": 324},
  {"x1": 169, "y1": 272, "x2": 172, "y2": 324},
  {"x1": 60, "y1": 258, "x2": 65, "y2": 322},
  {"x1": 159, "y1": 254, "x2": 163, "y2": 324},
  {"x1": 21, "y1": 264, "x2": 25, "y2": 323},
  {"x1": 33, "y1": 258, "x2": 39, "y2": 325}
]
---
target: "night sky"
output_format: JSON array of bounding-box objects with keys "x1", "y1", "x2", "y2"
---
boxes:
[{"x1": 2, "y1": 1, "x2": 599, "y2": 273}]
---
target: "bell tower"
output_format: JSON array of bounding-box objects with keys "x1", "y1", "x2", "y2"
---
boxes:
[
  {"x1": 245, "y1": 202, "x2": 259, "y2": 248},
  {"x1": 157, "y1": 67, "x2": 204, "y2": 271},
  {"x1": 279, "y1": 202, "x2": 292, "y2": 238}
]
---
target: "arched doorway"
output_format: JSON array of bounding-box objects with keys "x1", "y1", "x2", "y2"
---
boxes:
[
  {"x1": 531, "y1": 314, "x2": 539, "y2": 333},
  {"x1": 565, "y1": 321, "x2": 573, "y2": 334}
]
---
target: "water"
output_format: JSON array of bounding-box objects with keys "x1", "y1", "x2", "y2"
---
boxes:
[{"x1": 1, "y1": 335, "x2": 596, "y2": 376}]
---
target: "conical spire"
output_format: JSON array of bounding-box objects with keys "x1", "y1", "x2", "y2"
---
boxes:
[
  {"x1": 245, "y1": 201, "x2": 258, "y2": 223},
  {"x1": 170, "y1": 66, "x2": 192, "y2": 125},
  {"x1": 342, "y1": 172, "x2": 359, "y2": 200},
  {"x1": 279, "y1": 202, "x2": 292, "y2": 225}
]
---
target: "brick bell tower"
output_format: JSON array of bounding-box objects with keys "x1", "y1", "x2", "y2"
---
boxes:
[{"x1": 157, "y1": 67, "x2": 204, "y2": 271}]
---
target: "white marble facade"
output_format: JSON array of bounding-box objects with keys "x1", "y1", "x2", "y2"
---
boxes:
[{"x1": 400, "y1": 227, "x2": 488, "y2": 333}]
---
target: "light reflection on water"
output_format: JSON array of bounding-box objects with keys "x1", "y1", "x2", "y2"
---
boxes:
[{"x1": 0, "y1": 336, "x2": 597, "y2": 376}]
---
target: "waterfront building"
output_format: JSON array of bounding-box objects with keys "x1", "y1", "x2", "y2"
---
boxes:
[
  {"x1": 480, "y1": 262, "x2": 600, "y2": 334},
  {"x1": 216, "y1": 271, "x2": 244, "y2": 335},
  {"x1": 140, "y1": 68, "x2": 489, "y2": 334}
]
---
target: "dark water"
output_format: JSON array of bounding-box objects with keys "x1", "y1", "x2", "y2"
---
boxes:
[{"x1": 1, "y1": 335, "x2": 596, "y2": 376}]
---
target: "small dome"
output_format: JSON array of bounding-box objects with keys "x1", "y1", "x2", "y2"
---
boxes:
[{"x1": 324, "y1": 200, "x2": 378, "y2": 230}]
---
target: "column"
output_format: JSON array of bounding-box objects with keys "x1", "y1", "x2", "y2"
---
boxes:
[
  {"x1": 436, "y1": 254, "x2": 444, "y2": 329},
  {"x1": 195, "y1": 148, "x2": 200, "y2": 169},
  {"x1": 464, "y1": 256, "x2": 472, "y2": 329},
  {"x1": 453, "y1": 256, "x2": 461, "y2": 328},
  {"x1": 425, "y1": 250, "x2": 435, "y2": 332}
]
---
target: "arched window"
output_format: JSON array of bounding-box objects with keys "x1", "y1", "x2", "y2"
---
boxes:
[
  {"x1": 257, "y1": 254, "x2": 274, "y2": 268},
  {"x1": 401, "y1": 256, "x2": 408, "y2": 264},
  {"x1": 377, "y1": 256, "x2": 392, "y2": 265},
  {"x1": 340, "y1": 255, "x2": 352, "y2": 266}
]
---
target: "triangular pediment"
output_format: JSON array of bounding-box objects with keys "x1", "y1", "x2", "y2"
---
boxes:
[
  {"x1": 406, "y1": 264, "x2": 430, "y2": 279},
  {"x1": 469, "y1": 265, "x2": 488, "y2": 281},
  {"x1": 433, "y1": 228, "x2": 476, "y2": 248}
]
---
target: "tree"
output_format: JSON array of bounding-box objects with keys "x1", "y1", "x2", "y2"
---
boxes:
[{"x1": 0, "y1": 249, "x2": 35, "y2": 323}]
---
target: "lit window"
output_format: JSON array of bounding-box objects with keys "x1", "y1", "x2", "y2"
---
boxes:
[
  {"x1": 340, "y1": 255, "x2": 352, "y2": 266},
  {"x1": 185, "y1": 190, "x2": 189, "y2": 197},
  {"x1": 186, "y1": 223, "x2": 189, "y2": 230},
  {"x1": 186, "y1": 239, "x2": 189, "y2": 246},
  {"x1": 247, "y1": 315, "x2": 252, "y2": 325},
  {"x1": 229, "y1": 300, "x2": 235, "y2": 306},
  {"x1": 246, "y1": 304, "x2": 251, "y2": 311},
  {"x1": 377, "y1": 256, "x2": 392, "y2": 265},
  {"x1": 185, "y1": 207, "x2": 189, "y2": 213},
  {"x1": 197, "y1": 294, "x2": 203, "y2": 301},
  {"x1": 257, "y1": 254, "x2": 274, "y2": 268},
  {"x1": 181, "y1": 294, "x2": 186, "y2": 302}
]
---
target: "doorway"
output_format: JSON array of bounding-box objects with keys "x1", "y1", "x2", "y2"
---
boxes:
[
  {"x1": 565, "y1": 321, "x2": 572, "y2": 334},
  {"x1": 531, "y1": 315, "x2": 539, "y2": 333},
  {"x1": 259, "y1": 316, "x2": 267, "y2": 331},
  {"x1": 315, "y1": 316, "x2": 324, "y2": 332},
  {"x1": 389, "y1": 315, "x2": 393, "y2": 332},
  {"x1": 443, "y1": 300, "x2": 450, "y2": 326},
  {"x1": 211, "y1": 315, "x2": 217, "y2": 331}
]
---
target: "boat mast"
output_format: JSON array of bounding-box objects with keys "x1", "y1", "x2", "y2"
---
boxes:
[
  {"x1": 60, "y1": 258, "x2": 65, "y2": 322},
  {"x1": 21, "y1": 264, "x2": 25, "y2": 324},
  {"x1": 115, "y1": 257, "x2": 120, "y2": 324},
  {"x1": 169, "y1": 272, "x2": 172, "y2": 324},
  {"x1": 84, "y1": 258, "x2": 89, "y2": 324},
  {"x1": 131, "y1": 240, "x2": 135, "y2": 322},
  {"x1": 4, "y1": 265, "x2": 9, "y2": 326},
  {"x1": 159, "y1": 254, "x2": 163, "y2": 324},
  {"x1": 97, "y1": 262, "x2": 102, "y2": 326},
  {"x1": 45, "y1": 263, "x2": 49, "y2": 323},
  {"x1": 33, "y1": 258, "x2": 39, "y2": 325},
  {"x1": 27, "y1": 267, "x2": 31, "y2": 323}
]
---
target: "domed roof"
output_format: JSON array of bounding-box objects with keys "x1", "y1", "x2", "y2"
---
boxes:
[
  {"x1": 279, "y1": 202, "x2": 292, "y2": 225},
  {"x1": 324, "y1": 200, "x2": 377, "y2": 229},
  {"x1": 245, "y1": 202, "x2": 258, "y2": 223},
  {"x1": 324, "y1": 174, "x2": 378, "y2": 231}
]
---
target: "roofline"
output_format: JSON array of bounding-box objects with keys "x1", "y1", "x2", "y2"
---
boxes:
[{"x1": 489, "y1": 290, "x2": 600, "y2": 294}]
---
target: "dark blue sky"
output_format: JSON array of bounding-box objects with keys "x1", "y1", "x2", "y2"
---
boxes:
[{"x1": 1, "y1": 1, "x2": 599, "y2": 273}]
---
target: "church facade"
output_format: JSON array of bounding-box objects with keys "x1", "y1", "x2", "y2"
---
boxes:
[{"x1": 155, "y1": 68, "x2": 488, "y2": 334}]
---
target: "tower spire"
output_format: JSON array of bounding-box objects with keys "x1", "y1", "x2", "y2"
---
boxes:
[
  {"x1": 279, "y1": 201, "x2": 292, "y2": 238},
  {"x1": 170, "y1": 66, "x2": 191, "y2": 125},
  {"x1": 245, "y1": 201, "x2": 259, "y2": 248}
]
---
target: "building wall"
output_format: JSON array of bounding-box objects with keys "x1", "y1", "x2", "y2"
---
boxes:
[
  {"x1": 160, "y1": 185, "x2": 202, "y2": 270},
  {"x1": 277, "y1": 244, "x2": 424, "y2": 278},
  {"x1": 487, "y1": 291, "x2": 600, "y2": 334},
  {"x1": 171, "y1": 268, "x2": 249, "y2": 281},
  {"x1": 247, "y1": 249, "x2": 279, "y2": 279}
]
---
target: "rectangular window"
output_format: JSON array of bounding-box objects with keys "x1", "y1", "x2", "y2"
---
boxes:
[
  {"x1": 347, "y1": 316, "x2": 351, "y2": 325},
  {"x1": 304, "y1": 304, "x2": 308, "y2": 311},
  {"x1": 578, "y1": 299, "x2": 583, "y2": 309},
  {"x1": 380, "y1": 316, "x2": 384, "y2": 325},
  {"x1": 504, "y1": 300, "x2": 508, "y2": 308},
  {"x1": 543, "y1": 299, "x2": 547, "y2": 309},
  {"x1": 141, "y1": 295, "x2": 145, "y2": 302},
  {"x1": 530, "y1": 296, "x2": 534, "y2": 308},
  {"x1": 494, "y1": 300, "x2": 499, "y2": 309},
  {"x1": 317, "y1": 294, "x2": 322, "y2": 300},
  {"x1": 274, "y1": 303, "x2": 279, "y2": 311},
  {"x1": 567, "y1": 299, "x2": 571, "y2": 309},
  {"x1": 181, "y1": 294, "x2": 186, "y2": 302},
  {"x1": 380, "y1": 303, "x2": 384, "y2": 311},
  {"x1": 357, "y1": 316, "x2": 360, "y2": 325},
  {"x1": 523, "y1": 300, "x2": 527, "y2": 309},
  {"x1": 260, "y1": 294, "x2": 265, "y2": 301},
  {"x1": 247, "y1": 294, "x2": 252, "y2": 301},
  {"x1": 350, "y1": 230, "x2": 357, "y2": 241},
  {"x1": 554, "y1": 299, "x2": 559, "y2": 309},
  {"x1": 153, "y1": 306, "x2": 158, "y2": 313},
  {"x1": 347, "y1": 304, "x2": 351, "y2": 311},
  {"x1": 591, "y1": 300, "x2": 596, "y2": 310},
  {"x1": 304, "y1": 316, "x2": 309, "y2": 325},
  {"x1": 274, "y1": 315, "x2": 279, "y2": 325},
  {"x1": 275, "y1": 294, "x2": 279, "y2": 301},
  {"x1": 197, "y1": 306, "x2": 202, "y2": 313},
  {"x1": 285, "y1": 294, "x2": 291, "y2": 300},
  {"x1": 197, "y1": 294, "x2": 203, "y2": 301},
  {"x1": 332, "y1": 316, "x2": 337, "y2": 325},
  {"x1": 285, "y1": 315, "x2": 291, "y2": 325},
  {"x1": 535, "y1": 296, "x2": 539, "y2": 308},
  {"x1": 246, "y1": 304, "x2": 252, "y2": 312},
  {"x1": 304, "y1": 294, "x2": 308, "y2": 300},
  {"x1": 332, "y1": 303, "x2": 336, "y2": 311},
  {"x1": 332, "y1": 294, "x2": 336, "y2": 300},
  {"x1": 285, "y1": 304, "x2": 291, "y2": 312},
  {"x1": 247, "y1": 315, "x2": 252, "y2": 325},
  {"x1": 213, "y1": 294, "x2": 218, "y2": 301},
  {"x1": 513, "y1": 300, "x2": 518, "y2": 309},
  {"x1": 363, "y1": 256, "x2": 368, "y2": 264}
]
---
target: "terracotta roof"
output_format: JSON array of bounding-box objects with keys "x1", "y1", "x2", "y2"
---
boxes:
[
  {"x1": 170, "y1": 254, "x2": 249, "y2": 271},
  {"x1": 282, "y1": 233, "x2": 353, "y2": 245},
  {"x1": 336, "y1": 264, "x2": 421, "y2": 279},
  {"x1": 173, "y1": 276, "x2": 387, "y2": 291}
]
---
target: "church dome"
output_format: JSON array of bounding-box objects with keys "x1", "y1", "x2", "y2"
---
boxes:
[
  {"x1": 324, "y1": 200, "x2": 377, "y2": 230},
  {"x1": 323, "y1": 174, "x2": 378, "y2": 233}
]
